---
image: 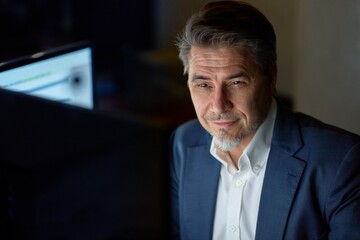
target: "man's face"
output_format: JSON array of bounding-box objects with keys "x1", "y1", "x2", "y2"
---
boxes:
[{"x1": 187, "y1": 46, "x2": 276, "y2": 151}]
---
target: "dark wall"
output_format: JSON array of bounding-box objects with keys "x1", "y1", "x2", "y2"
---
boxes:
[{"x1": 0, "y1": 0, "x2": 154, "y2": 70}]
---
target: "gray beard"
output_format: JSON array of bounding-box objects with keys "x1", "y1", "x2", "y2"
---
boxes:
[
  {"x1": 213, "y1": 118, "x2": 264, "y2": 151},
  {"x1": 213, "y1": 130, "x2": 242, "y2": 151}
]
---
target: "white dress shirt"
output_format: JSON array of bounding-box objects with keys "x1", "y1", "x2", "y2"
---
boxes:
[{"x1": 211, "y1": 100, "x2": 277, "y2": 240}]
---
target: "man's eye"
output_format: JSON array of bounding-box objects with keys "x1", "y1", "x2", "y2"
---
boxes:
[
  {"x1": 232, "y1": 80, "x2": 247, "y2": 86},
  {"x1": 197, "y1": 83, "x2": 209, "y2": 88}
]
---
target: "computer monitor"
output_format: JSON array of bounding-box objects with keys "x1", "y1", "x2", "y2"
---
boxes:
[
  {"x1": 0, "y1": 42, "x2": 94, "y2": 109},
  {"x1": 0, "y1": 89, "x2": 169, "y2": 240}
]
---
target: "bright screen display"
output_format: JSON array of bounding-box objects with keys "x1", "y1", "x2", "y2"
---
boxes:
[{"x1": 0, "y1": 43, "x2": 93, "y2": 109}]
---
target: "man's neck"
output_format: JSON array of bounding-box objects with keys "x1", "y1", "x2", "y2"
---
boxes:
[{"x1": 228, "y1": 132, "x2": 255, "y2": 168}]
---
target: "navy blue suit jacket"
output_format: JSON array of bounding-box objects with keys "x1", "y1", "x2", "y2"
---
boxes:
[{"x1": 170, "y1": 102, "x2": 360, "y2": 240}]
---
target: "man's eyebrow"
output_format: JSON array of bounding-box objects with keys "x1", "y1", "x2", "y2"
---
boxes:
[
  {"x1": 225, "y1": 71, "x2": 249, "y2": 80},
  {"x1": 190, "y1": 71, "x2": 250, "y2": 82},
  {"x1": 190, "y1": 74, "x2": 209, "y2": 81}
]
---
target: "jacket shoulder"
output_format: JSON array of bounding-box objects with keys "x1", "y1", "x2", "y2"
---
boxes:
[{"x1": 295, "y1": 112, "x2": 360, "y2": 147}]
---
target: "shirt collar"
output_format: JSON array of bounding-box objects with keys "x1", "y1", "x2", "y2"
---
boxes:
[{"x1": 210, "y1": 98, "x2": 277, "y2": 175}]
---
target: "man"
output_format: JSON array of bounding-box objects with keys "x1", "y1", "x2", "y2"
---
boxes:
[{"x1": 170, "y1": 1, "x2": 360, "y2": 240}]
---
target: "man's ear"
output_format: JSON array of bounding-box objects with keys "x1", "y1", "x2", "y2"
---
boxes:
[{"x1": 270, "y1": 65, "x2": 277, "y2": 93}]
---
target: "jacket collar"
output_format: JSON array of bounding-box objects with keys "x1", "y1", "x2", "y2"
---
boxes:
[
  {"x1": 255, "y1": 101, "x2": 306, "y2": 240},
  {"x1": 182, "y1": 140, "x2": 221, "y2": 239}
]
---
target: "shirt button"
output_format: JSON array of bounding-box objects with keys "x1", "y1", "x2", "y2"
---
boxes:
[
  {"x1": 229, "y1": 225, "x2": 237, "y2": 233},
  {"x1": 253, "y1": 164, "x2": 261, "y2": 171},
  {"x1": 235, "y1": 180, "x2": 244, "y2": 187}
]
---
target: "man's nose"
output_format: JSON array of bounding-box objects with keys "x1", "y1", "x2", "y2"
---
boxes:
[{"x1": 211, "y1": 87, "x2": 232, "y2": 114}]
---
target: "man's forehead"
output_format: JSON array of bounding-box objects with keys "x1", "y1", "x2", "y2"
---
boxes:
[{"x1": 188, "y1": 46, "x2": 250, "y2": 67}]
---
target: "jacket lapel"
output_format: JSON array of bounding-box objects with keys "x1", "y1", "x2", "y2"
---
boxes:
[
  {"x1": 183, "y1": 143, "x2": 221, "y2": 240},
  {"x1": 255, "y1": 104, "x2": 306, "y2": 240}
]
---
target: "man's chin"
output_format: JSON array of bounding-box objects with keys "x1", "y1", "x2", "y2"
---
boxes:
[{"x1": 213, "y1": 137, "x2": 242, "y2": 152}]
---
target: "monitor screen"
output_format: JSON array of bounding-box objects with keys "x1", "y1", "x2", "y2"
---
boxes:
[{"x1": 0, "y1": 42, "x2": 94, "y2": 109}]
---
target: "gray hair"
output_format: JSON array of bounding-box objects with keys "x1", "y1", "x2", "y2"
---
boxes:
[{"x1": 176, "y1": 1, "x2": 277, "y2": 78}]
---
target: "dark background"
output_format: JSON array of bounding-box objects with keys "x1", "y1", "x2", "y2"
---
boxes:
[
  {"x1": 0, "y1": 3, "x2": 194, "y2": 237},
  {"x1": 0, "y1": 0, "x2": 196, "y2": 130},
  {"x1": 0, "y1": 88, "x2": 171, "y2": 239}
]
